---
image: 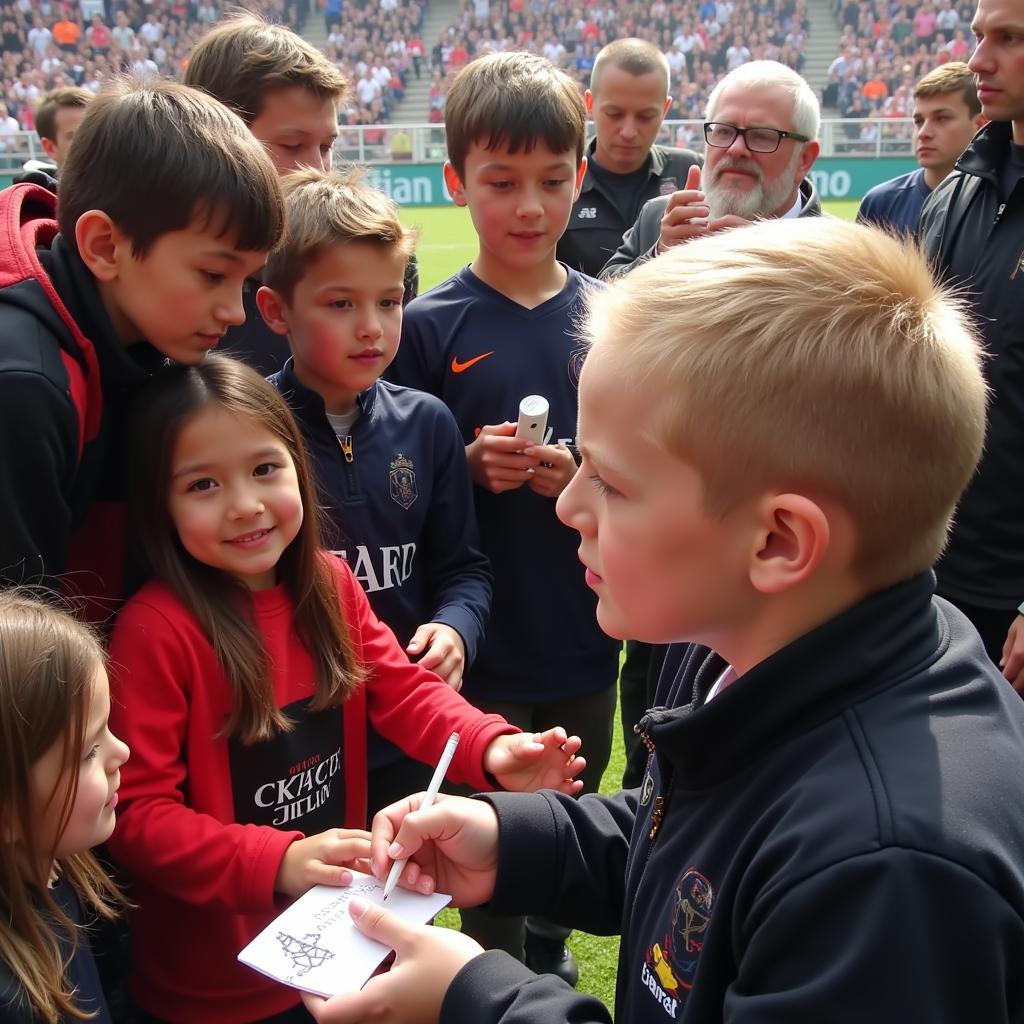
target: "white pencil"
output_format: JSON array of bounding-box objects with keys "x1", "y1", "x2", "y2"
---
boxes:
[{"x1": 382, "y1": 731, "x2": 460, "y2": 902}]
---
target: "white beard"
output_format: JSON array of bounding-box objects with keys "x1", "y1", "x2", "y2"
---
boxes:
[{"x1": 701, "y1": 146, "x2": 803, "y2": 220}]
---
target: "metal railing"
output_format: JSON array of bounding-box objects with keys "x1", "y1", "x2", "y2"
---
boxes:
[
  {"x1": 332, "y1": 118, "x2": 917, "y2": 164},
  {"x1": 0, "y1": 117, "x2": 916, "y2": 177}
]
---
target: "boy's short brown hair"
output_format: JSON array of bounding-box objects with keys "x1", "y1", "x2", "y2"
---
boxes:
[
  {"x1": 183, "y1": 13, "x2": 349, "y2": 124},
  {"x1": 264, "y1": 168, "x2": 415, "y2": 303},
  {"x1": 444, "y1": 51, "x2": 586, "y2": 178},
  {"x1": 58, "y1": 78, "x2": 284, "y2": 257},
  {"x1": 34, "y1": 86, "x2": 92, "y2": 143},
  {"x1": 915, "y1": 61, "x2": 982, "y2": 117},
  {"x1": 583, "y1": 218, "x2": 986, "y2": 585}
]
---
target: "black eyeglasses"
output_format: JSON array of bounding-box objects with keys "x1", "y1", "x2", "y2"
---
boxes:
[{"x1": 703, "y1": 122, "x2": 811, "y2": 153}]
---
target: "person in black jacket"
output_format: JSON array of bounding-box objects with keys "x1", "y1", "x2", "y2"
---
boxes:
[
  {"x1": 601, "y1": 60, "x2": 823, "y2": 281},
  {"x1": 301, "y1": 218, "x2": 1024, "y2": 1024},
  {"x1": 557, "y1": 37, "x2": 700, "y2": 279},
  {"x1": 919, "y1": 0, "x2": 1024, "y2": 692},
  {"x1": 0, "y1": 80, "x2": 283, "y2": 616}
]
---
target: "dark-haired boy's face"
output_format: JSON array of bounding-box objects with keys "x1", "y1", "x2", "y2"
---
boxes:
[
  {"x1": 105, "y1": 224, "x2": 267, "y2": 364},
  {"x1": 444, "y1": 139, "x2": 586, "y2": 291},
  {"x1": 250, "y1": 86, "x2": 340, "y2": 176}
]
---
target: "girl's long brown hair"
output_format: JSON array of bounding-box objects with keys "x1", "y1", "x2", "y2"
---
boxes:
[
  {"x1": 0, "y1": 591, "x2": 124, "y2": 1023},
  {"x1": 126, "y1": 353, "x2": 364, "y2": 743}
]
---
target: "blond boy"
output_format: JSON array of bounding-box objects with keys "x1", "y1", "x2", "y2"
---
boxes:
[{"x1": 306, "y1": 218, "x2": 1024, "y2": 1024}]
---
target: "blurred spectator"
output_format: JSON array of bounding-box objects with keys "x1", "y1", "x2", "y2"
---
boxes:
[{"x1": 34, "y1": 85, "x2": 90, "y2": 169}]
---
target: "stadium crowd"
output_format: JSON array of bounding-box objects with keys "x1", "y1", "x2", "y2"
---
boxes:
[
  {"x1": 0, "y1": 0, "x2": 421, "y2": 143},
  {"x1": 825, "y1": 0, "x2": 977, "y2": 117},
  {"x1": 0, "y1": 0, "x2": 984, "y2": 145}
]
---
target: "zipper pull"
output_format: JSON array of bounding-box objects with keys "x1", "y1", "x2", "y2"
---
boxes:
[{"x1": 339, "y1": 435, "x2": 354, "y2": 463}]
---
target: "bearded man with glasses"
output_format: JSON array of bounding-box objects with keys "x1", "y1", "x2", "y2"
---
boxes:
[{"x1": 601, "y1": 61, "x2": 823, "y2": 280}]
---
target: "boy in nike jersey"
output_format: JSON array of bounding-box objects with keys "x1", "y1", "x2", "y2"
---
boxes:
[
  {"x1": 261, "y1": 169, "x2": 492, "y2": 818},
  {"x1": 386, "y1": 51, "x2": 621, "y2": 978}
]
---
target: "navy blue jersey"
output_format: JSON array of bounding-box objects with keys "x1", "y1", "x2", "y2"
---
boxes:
[
  {"x1": 857, "y1": 168, "x2": 931, "y2": 236},
  {"x1": 271, "y1": 362, "x2": 492, "y2": 659},
  {"x1": 387, "y1": 266, "x2": 621, "y2": 703}
]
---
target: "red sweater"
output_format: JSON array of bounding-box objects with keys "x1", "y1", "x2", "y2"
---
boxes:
[{"x1": 107, "y1": 557, "x2": 515, "y2": 1023}]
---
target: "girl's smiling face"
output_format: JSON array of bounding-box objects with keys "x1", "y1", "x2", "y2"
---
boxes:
[{"x1": 168, "y1": 404, "x2": 304, "y2": 591}]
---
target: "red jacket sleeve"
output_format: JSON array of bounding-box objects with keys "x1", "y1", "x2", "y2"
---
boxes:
[
  {"x1": 106, "y1": 594, "x2": 299, "y2": 914},
  {"x1": 334, "y1": 558, "x2": 518, "y2": 791}
]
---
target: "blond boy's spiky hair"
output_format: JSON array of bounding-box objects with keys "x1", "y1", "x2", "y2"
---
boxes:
[{"x1": 583, "y1": 218, "x2": 986, "y2": 583}]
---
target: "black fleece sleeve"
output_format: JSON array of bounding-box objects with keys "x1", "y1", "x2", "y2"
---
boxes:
[
  {"x1": 442, "y1": 951, "x2": 612, "y2": 1024},
  {"x1": 479, "y1": 788, "x2": 638, "y2": 935},
  {"x1": 0, "y1": 369, "x2": 78, "y2": 589}
]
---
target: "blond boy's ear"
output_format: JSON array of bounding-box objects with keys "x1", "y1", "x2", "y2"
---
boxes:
[
  {"x1": 747, "y1": 493, "x2": 832, "y2": 595},
  {"x1": 443, "y1": 162, "x2": 467, "y2": 207},
  {"x1": 255, "y1": 285, "x2": 291, "y2": 336},
  {"x1": 75, "y1": 209, "x2": 125, "y2": 282}
]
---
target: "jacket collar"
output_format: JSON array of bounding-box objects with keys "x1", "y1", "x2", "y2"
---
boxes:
[
  {"x1": 956, "y1": 120, "x2": 1013, "y2": 182},
  {"x1": 579, "y1": 137, "x2": 666, "y2": 195},
  {"x1": 644, "y1": 572, "x2": 942, "y2": 789},
  {"x1": 274, "y1": 356, "x2": 378, "y2": 425},
  {"x1": 797, "y1": 175, "x2": 822, "y2": 217},
  {"x1": 45, "y1": 234, "x2": 163, "y2": 397}
]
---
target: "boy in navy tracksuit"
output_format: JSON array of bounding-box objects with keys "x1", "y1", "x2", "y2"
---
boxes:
[
  {"x1": 303, "y1": 219, "x2": 1024, "y2": 1024},
  {"x1": 262, "y1": 168, "x2": 492, "y2": 815},
  {"x1": 384, "y1": 51, "x2": 622, "y2": 979}
]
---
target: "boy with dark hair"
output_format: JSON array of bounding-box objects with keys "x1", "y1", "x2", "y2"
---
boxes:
[
  {"x1": 0, "y1": 79, "x2": 283, "y2": 617},
  {"x1": 387, "y1": 51, "x2": 621, "y2": 983},
  {"x1": 261, "y1": 168, "x2": 492, "y2": 816},
  {"x1": 184, "y1": 13, "x2": 418, "y2": 376},
  {"x1": 309, "y1": 217, "x2": 1024, "y2": 1024}
]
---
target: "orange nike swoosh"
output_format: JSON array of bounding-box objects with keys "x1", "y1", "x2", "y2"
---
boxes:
[{"x1": 451, "y1": 351, "x2": 495, "y2": 373}]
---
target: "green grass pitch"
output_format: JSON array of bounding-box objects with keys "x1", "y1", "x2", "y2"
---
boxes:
[
  {"x1": 411, "y1": 196, "x2": 860, "y2": 1013},
  {"x1": 404, "y1": 199, "x2": 861, "y2": 291}
]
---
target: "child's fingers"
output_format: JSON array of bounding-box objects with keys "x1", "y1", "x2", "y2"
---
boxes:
[{"x1": 310, "y1": 863, "x2": 355, "y2": 888}]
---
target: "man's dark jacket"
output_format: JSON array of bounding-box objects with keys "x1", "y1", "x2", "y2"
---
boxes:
[
  {"x1": 557, "y1": 139, "x2": 701, "y2": 278},
  {"x1": 600, "y1": 175, "x2": 822, "y2": 279}
]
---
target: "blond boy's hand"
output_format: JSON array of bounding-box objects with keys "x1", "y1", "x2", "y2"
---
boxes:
[
  {"x1": 483, "y1": 727, "x2": 585, "y2": 795},
  {"x1": 465, "y1": 422, "x2": 540, "y2": 493},
  {"x1": 275, "y1": 829, "x2": 372, "y2": 898},
  {"x1": 406, "y1": 622, "x2": 466, "y2": 691},
  {"x1": 523, "y1": 442, "x2": 577, "y2": 497},
  {"x1": 1001, "y1": 614, "x2": 1024, "y2": 692}
]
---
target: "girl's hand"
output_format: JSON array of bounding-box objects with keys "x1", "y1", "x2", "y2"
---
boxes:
[
  {"x1": 302, "y1": 898, "x2": 482, "y2": 1024},
  {"x1": 483, "y1": 728, "x2": 585, "y2": 795},
  {"x1": 406, "y1": 622, "x2": 466, "y2": 691},
  {"x1": 275, "y1": 828, "x2": 372, "y2": 899}
]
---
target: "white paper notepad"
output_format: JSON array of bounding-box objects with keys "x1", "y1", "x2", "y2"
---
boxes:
[{"x1": 238, "y1": 871, "x2": 451, "y2": 998}]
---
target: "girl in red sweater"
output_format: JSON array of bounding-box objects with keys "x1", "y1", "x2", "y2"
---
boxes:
[{"x1": 106, "y1": 355, "x2": 584, "y2": 1024}]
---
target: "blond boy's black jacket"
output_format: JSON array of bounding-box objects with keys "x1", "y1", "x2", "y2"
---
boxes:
[
  {"x1": 442, "y1": 573, "x2": 1024, "y2": 1023},
  {"x1": 920, "y1": 119, "x2": 1024, "y2": 611}
]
